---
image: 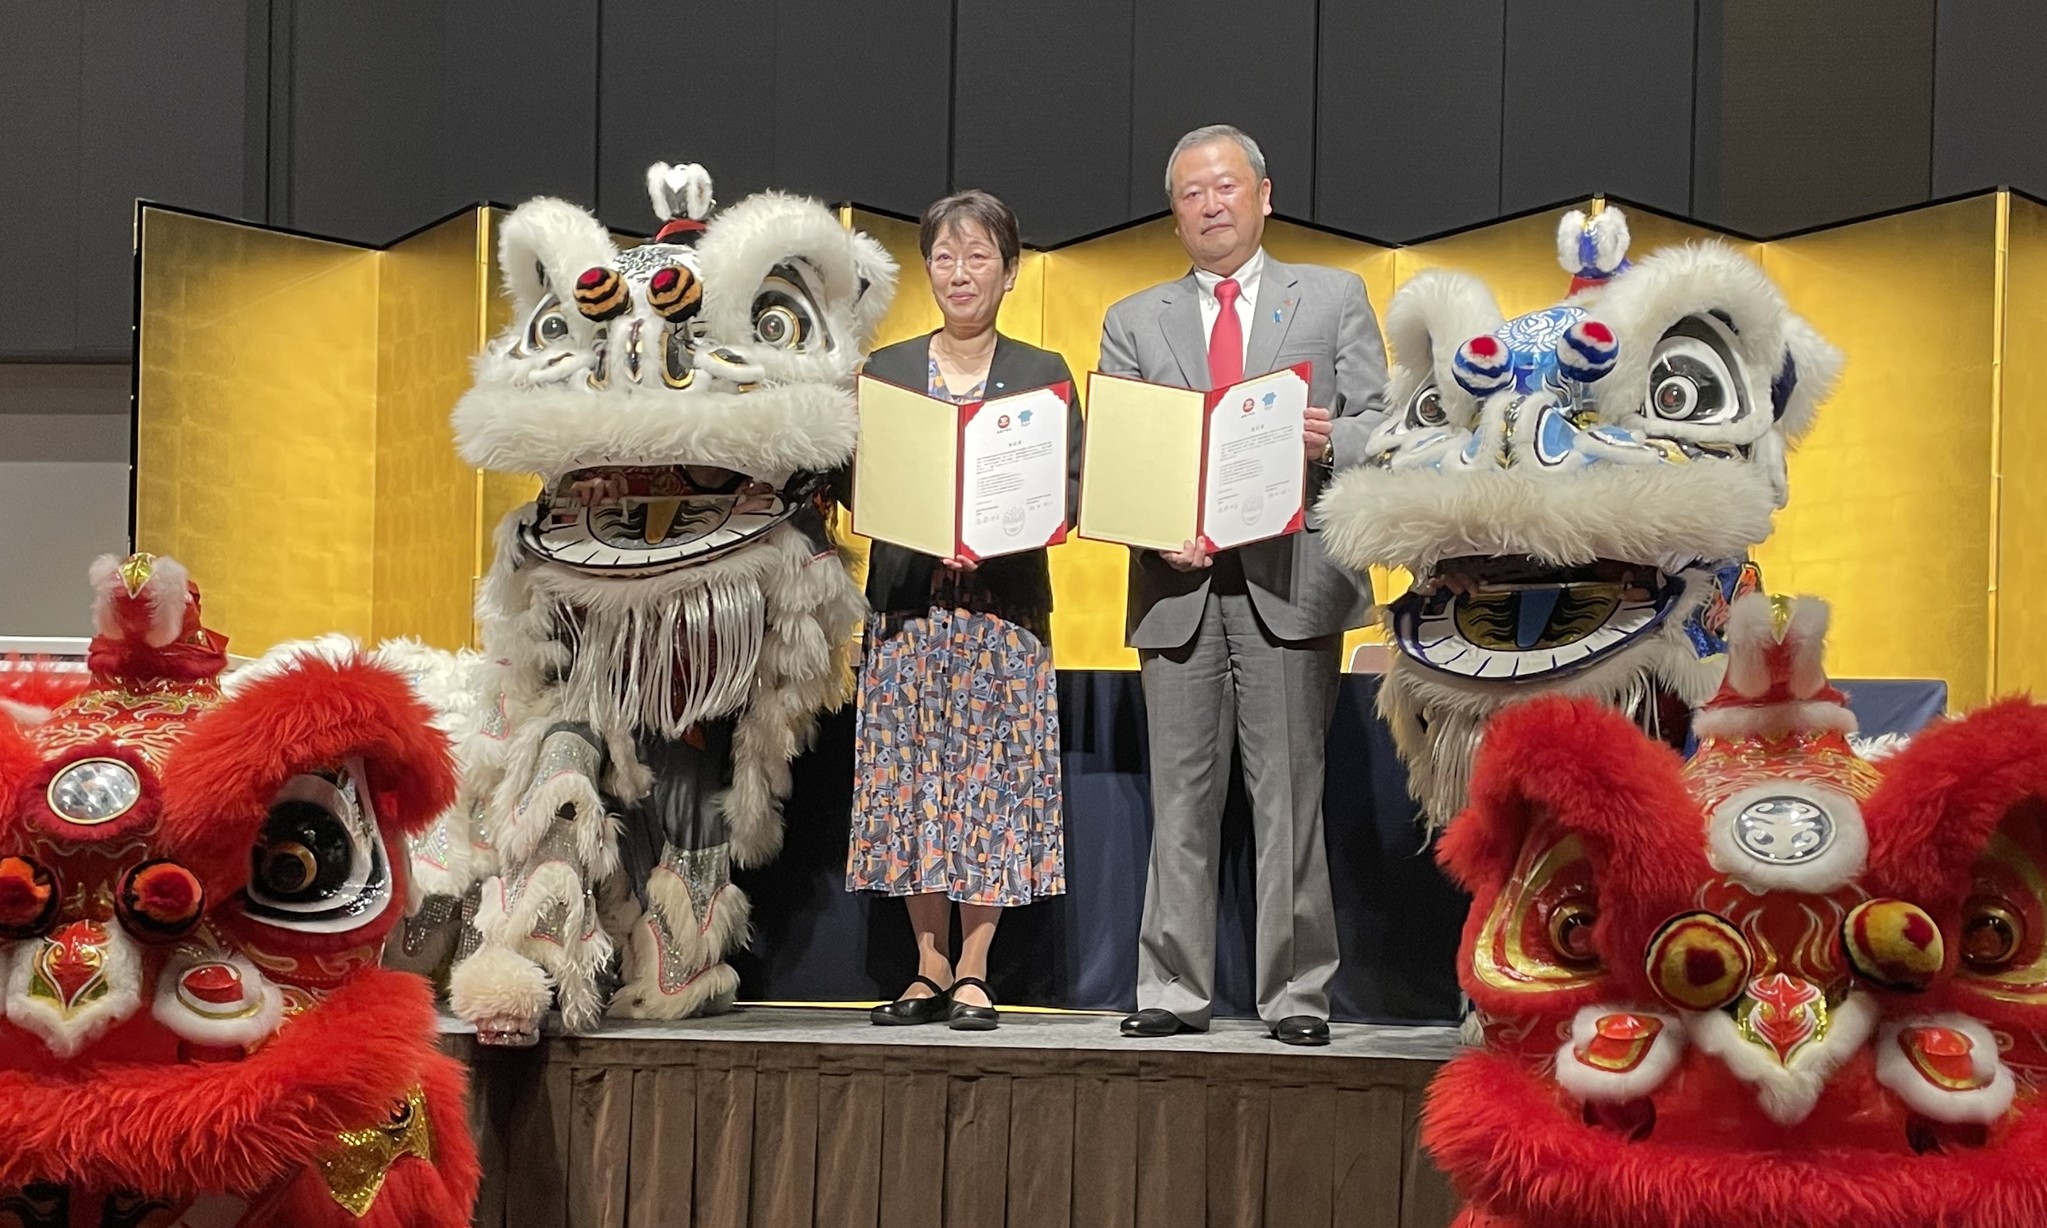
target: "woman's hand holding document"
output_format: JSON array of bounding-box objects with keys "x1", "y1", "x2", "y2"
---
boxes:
[
  {"x1": 1077, "y1": 363, "x2": 1310, "y2": 553},
  {"x1": 851, "y1": 374, "x2": 1072, "y2": 562}
]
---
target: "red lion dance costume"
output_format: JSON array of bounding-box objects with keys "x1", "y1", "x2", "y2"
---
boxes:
[
  {"x1": 0, "y1": 554, "x2": 477, "y2": 1225},
  {"x1": 1427, "y1": 591, "x2": 2047, "y2": 1227}
]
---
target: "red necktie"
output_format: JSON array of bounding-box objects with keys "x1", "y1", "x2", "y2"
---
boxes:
[{"x1": 1209, "y1": 277, "x2": 1243, "y2": 390}]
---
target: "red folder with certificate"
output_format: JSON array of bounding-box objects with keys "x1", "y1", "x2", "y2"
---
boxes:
[
  {"x1": 1077, "y1": 363, "x2": 1311, "y2": 552},
  {"x1": 851, "y1": 374, "x2": 1072, "y2": 561}
]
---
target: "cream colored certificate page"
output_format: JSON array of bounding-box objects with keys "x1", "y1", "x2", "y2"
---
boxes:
[
  {"x1": 960, "y1": 386, "x2": 1069, "y2": 560},
  {"x1": 1078, "y1": 374, "x2": 1203, "y2": 551},
  {"x1": 1200, "y1": 367, "x2": 1307, "y2": 550},
  {"x1": 853, "y1": 377, "x2": 959, "y2": 558}
]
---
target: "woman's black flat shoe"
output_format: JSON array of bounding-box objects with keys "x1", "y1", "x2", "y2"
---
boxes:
[
  {"x1": 947, "y1": 976, "x2": 999, "y2": 1031},
  {"x1": 871, "y1": 975, "x2": 951, "y2": 1026}
]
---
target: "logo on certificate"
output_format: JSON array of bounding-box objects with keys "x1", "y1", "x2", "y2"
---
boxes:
[
  {"x1": 1240, "y1": 492, "x2": 1265, "y2": 525},
  {"x1": 1002, "y1": 505, "x2": 1026, "y2": 537},
  {"x1": 1018, "y1": 408, "x2": 1034, "y2": 425},
  {"x1": 1241, "y1": 397, "x2": 1256, "y2": 415},
  {"x1": 997, "y1": 414, "x2": 1012, "y2": 430}
]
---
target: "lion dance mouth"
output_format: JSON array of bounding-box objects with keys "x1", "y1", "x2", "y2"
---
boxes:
[{"x1": 1426, "y1": 594, "x2": 2047, "y2": 1228}]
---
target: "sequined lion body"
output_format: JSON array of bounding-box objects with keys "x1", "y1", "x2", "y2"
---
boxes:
[
  {"x1": 0, "y1": 555, "x2": 478, "y2": 1226},
  {"x1": 1428, "y1": 594, "x2": 2047, "y2": 1227},
  {"x1": 410, "y1": 164, "x2": 894, "y2": 1045},
  {"x1": 1317, "y1": 208, "x2": 1842, "y2": 824}
]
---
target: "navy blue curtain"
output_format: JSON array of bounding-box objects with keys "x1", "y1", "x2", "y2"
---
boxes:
[{"x1": 733, "y1": 672, "x2": 1945, "y2": 1024}]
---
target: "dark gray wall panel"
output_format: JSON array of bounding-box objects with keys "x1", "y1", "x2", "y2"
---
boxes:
[
  {"x1": 1316, "y1": 0, "x2": 1506, "y2": 242},
  {"x1": 287, "y1": 0, "x2": 447, "y2": 240},
  {"x1": 291, "y1": 0, "x2": 596, "y2": 242},
  {"x1": 437, "y1": 0, "x2": 597, "y2": 216},
  {"x1": 1932, "y1": 0, "x2": 2047, "y2": 199},
  {"x1": 773, "y1": 0, "x2": 949, "y2": 217},
  {"x1": 0, "y1": 4, "x2": 84, "y2": 356},
  {"x1": 1710, "y1": 0, "x2": 1933, "y2": 235},
  {"x1": 1501, "y1": 0, "x2": 1694, "y2": 216},
  {"x1": 1691, "y1": 0, "x2": 1723, "y2": 222},
  {"x1": 597, "y1": 0, "x2": 778, "y2": 232},
  {"x1": 954, "y1": 0, "x2": 1134, "y2": 246},
  {"x1": 1128, "y1": 0, "x2": 1317, "y2": 217},
  {"x1": 76, "y1": 0, "x2": 255, "y2": 352}
]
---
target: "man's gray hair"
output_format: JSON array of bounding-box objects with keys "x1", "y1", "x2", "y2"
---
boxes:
[{"x1": 1164, "y1": 125, "x2": 1268, "y2": 198}]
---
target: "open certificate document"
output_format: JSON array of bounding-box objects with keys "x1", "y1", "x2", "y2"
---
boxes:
[
  {"x1": 851, "y1": 374, "x2": 1072, "y2": 561},
  {"x1": 1077, "y1": 363, "x2": 1310, "y2": 552}
]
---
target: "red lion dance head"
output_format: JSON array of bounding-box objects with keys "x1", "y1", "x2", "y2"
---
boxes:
[
  {"x1": 1428, "y1": 593, "x2": 2047, "y2": 1228},
  {"x1": 0, "y1": 554, "x2": 477, "y2": 1225}
]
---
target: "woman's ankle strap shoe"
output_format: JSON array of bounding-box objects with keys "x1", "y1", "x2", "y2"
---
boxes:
[
  {"x1": 947, "y1": 977, "x2": 999, "y2": 1031},
  {"x1": 870, "y1": 975, "x2": 952, "y2": 1026}
]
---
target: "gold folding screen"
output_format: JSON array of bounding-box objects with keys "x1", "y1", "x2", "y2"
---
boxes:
[
  {"x1": 1995, "y1": 195, "x2": 2047, "y2": 704},
  {"x1": 136, "y1": 209, "x2": 387, "y2": 652},
  {"x1": 138, "y1": 204, "x2": 525, "y2": 657},
  {"x1": 137, "y1": 195, "x2": 2046, "y2": 706},
  {"x1": 1755, "y1": 198, "x2": 2000, "y2": 704}
]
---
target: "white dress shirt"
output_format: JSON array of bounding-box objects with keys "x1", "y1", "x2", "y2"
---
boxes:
[{"x1": 1193, "y1": 247, "x2": 1265, "y2": 373}]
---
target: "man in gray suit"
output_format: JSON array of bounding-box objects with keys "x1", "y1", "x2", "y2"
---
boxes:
[{"x1": 1100, "y1": 124, "x2": 1387, "y2": 1046}]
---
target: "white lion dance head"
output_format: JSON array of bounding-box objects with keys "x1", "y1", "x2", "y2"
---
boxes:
[
  {"x1": 426, "y1": 163, "x2": 895, "y2": 1044},
  {"x1": 1319, "y1": 207, "x2": 1842, "y2": 825}
]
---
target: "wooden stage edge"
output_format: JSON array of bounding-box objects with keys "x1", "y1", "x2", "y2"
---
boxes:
[{"x1": 441, "y1": 1005, "x2": 1464, "y2": 1228}]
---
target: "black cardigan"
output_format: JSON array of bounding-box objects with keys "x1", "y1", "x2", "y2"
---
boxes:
[{"x1": 833, "y1": 331, "x2": 1085, "y2": 621}]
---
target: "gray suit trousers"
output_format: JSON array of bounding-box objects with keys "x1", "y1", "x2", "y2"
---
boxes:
[{"x1": 1135, "y1": 559, "x2": 1341, "y2": 1028}]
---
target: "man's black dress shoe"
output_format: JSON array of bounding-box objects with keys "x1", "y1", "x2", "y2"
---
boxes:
[
  {"x1": 1121, "y1": 1007, "x2": 1199, "y2": 1038},
  {"x1": 870, "y1": 975, "x2": 950, "y2": 1026},
  {"x1": 947, "y1": 976, "x2": 999, "y2": 1031},
  {"x1": 1273, "y1": 1015, "x2": 1330, "y2": 1046}
]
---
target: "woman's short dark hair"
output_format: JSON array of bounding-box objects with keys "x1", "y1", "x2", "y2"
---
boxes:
[{"x1": 918, "y1": 189, "x2": 1021, "y2": 268}]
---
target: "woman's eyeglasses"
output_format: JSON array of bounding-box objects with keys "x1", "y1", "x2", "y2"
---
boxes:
[{"x1": 928, "y1": 253, "x2": 998, "y2": 274}]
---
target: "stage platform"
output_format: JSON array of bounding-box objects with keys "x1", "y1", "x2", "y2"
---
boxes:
[{"x1": 444, "y1": 1005, "x2": 1463, "y2": 1228}]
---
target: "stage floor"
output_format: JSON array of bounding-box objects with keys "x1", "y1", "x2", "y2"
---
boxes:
[
  {"x1": 440, "y1": 1003, "x2": 1464, "y2": 1062},
  {"x1": 446, "y1": 1004, "x2": 1464, "y2": 1227}
]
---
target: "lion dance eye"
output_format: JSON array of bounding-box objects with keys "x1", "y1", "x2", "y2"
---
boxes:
[
  {"x1": 754, "y1": 304, "x2": 804, "y2": 348},
  {"x1": 0, "y1": 855, "x2": 59, "y2": 940},
  {"x1": 1962, "y1": 898, "x2": 2024, "y2": 971},
  {"x1": 749, "y1": 266, "x2": 821, "y2": 352},
  {"x1": 243, "y1": 765, "x2": 393, "y2": 935},
  {"x1": 1646, "y1": 911, "x2": 1753, "y2": 1011},
  {"x1": 1546, "y1": 899, "x2": 1601, "y2": 966},
  {"x1": 116, "y1": 860, "x2": 205, "y2": 941}
]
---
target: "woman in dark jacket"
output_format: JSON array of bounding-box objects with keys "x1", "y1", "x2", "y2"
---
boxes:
[{"x1": 839, "y1": 189, "x2": 1081, "y2": 1030}]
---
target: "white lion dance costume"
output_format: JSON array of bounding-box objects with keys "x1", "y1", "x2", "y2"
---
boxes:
[
  {"x1": 433, "y1": 164, "x2": 893, "y2": 1044},
  {"x1": 1318, "y1": 207, "x2": 1843, "y2": 825}
]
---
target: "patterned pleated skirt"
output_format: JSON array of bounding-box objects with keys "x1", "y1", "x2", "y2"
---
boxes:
[{"x1": 845, "y1": 606, "x2": 1067, "y2": 907}]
